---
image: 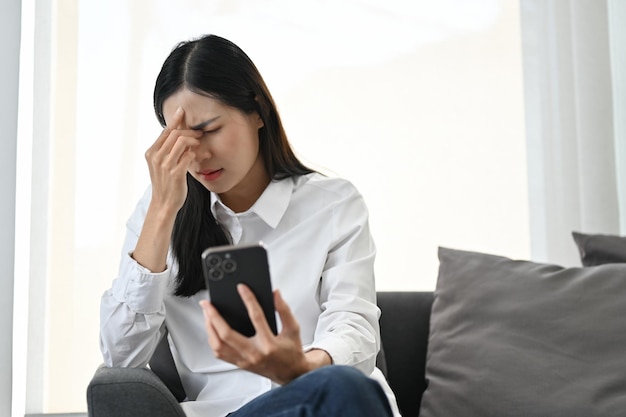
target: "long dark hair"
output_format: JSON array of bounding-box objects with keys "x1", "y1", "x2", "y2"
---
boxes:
[{"x1": 154, "y1": 34, "x2": 312, "y2": 297}]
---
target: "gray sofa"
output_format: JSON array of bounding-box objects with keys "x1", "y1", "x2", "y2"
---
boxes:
[
  {"x1": 87, "y1": 291, "x2": 432, "y2": 417},
  {"x1": 89, "y1": 236, "x2": 626, "y2": 416}
]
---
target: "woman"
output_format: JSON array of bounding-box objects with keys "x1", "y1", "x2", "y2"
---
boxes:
[{"x1": 100, "y1": 34, "x2": 400, "y2": 417}]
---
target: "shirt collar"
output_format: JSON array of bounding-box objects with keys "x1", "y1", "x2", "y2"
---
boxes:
[{"x1": 210, "y1": 177, "x2": 293, "y2": 229}]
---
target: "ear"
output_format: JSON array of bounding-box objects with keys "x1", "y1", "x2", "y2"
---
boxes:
[
  {"x1": 252, "y1": 95, "x2": 265, "y2": 129},
  {"x1": 255, "y1": 112, "x2": 264, "y2": 129}
]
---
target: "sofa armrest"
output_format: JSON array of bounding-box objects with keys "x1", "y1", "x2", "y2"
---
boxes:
[
  {"x1": 87, "y1": 366, "x2": 186, "y2": 417},
  {"x1": 377, "y1": 291, "x2": 433, "y2": 417}
]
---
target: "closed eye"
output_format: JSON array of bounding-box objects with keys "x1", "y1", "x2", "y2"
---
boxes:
[{"x1": 202, "y1": 127, "x2": 221, "y2": 136}]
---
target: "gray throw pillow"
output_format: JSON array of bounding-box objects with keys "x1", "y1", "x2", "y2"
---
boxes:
[
  {"x1": 572, "y1": 231, "x2": 626, "y2": 266},
  {"x1": 419, "y1": 247, "x2": 626, "y2": 417}
]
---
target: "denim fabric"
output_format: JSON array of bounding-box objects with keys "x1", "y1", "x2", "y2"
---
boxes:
[{"x1": 229, "y1": 366, "x2": 393, "y2": 417}]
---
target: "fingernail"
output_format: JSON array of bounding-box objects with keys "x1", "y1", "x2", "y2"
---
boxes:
[{"x1": 199, "y1": 301, "x2": 209, "y2": 317}]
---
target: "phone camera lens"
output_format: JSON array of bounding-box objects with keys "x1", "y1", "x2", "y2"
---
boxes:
[
  {"x1": 209, "y1": 268, "x2": 223, "y2": 281},
  {"x1": 206, "y1": 255, "x2": 221, "y2": 268},
  {"x1": 222, "y1": 259, "x2": 237, "y2": 273}
]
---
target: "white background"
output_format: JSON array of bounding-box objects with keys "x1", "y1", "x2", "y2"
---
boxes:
[{"x1": 16, "y1": 0, "x2": 530, "y2": 413}]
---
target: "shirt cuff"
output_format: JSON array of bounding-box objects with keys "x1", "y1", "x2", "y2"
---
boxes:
[
  {"x1": 111, "y1": 253, "x2": 171, "y2": 314},
  {"x1": 306, "y1": 335, "x2": 354, "y2": 367}
]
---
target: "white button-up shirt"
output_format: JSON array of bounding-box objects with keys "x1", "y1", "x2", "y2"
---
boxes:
[{"x1": 100, "y1": 173, "x2": 400, "y2": 417}]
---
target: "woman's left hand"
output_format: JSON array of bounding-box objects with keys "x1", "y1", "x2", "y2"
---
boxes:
[{"x1": 199, "y1": 284, "x2": 331, "y2": 385}]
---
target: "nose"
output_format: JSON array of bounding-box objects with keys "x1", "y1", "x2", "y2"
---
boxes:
[{"x1": 193, "y1": 136, "x2": 212, "y2": 161}]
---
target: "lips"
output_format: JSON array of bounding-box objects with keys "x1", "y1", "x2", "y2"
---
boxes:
[{"x1": 199, "y1": 168, "x2": 223, "y2": 181}]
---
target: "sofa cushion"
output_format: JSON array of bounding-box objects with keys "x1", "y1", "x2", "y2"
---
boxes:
[
  {"x1": 419, "y1": 247, "x2": 626, "y2": 417},
  {"x1": 572, "y1": 231, "x2": 626, "y2": 266}
]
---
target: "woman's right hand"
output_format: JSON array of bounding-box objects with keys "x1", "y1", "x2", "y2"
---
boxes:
[
  {"x1": 200, "y1": 285, "x2": 332, "y2": 385},
  {"x1": 130, "y1": 107, "x2": 202, "y2": 272},
  {"x1": 144, "y1": 107, "x2": 203, "y2": 215}
]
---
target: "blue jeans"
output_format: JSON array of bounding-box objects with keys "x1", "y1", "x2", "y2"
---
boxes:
[{"x1": 228, "y1": 365, "x2": 393, "y2": 417}]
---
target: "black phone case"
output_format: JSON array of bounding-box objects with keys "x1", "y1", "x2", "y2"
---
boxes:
[{"x1": 201, "y1": 243, "x2": 277, "y2": 337}]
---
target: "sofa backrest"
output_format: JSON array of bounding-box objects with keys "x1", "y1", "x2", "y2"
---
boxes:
[{"x1": 377, "y1": 291, "x2": 433, "y2": 417}]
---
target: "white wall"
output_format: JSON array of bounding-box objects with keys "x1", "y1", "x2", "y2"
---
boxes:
[{"x1": 1, "y1": 1, "x2": 21, "y2": 416}]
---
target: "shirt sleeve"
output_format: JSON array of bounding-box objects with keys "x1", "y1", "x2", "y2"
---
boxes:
[
  {"x1": 99, "y1": 187, "x2": 171, "y2": 368},
  {"x1": 308, "y1": 183, "x2": 380, "y2": 374}
]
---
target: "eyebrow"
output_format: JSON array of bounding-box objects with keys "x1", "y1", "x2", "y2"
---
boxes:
[{"x1": 189, "y1": 116, "x2": 221, "y2": 130}]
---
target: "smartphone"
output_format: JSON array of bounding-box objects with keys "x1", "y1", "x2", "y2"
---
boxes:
[{"x1": 201, "y1": 242, "x2": 277, "y2": 337}]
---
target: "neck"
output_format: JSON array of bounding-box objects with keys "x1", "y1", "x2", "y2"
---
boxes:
[{"x1": 219, "y1": 157, "x2": 270, "y2": 213}]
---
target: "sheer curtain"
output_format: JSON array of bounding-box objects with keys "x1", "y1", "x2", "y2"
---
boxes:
[
  {"x1": 520, "y1": 0, "x2": 626, "y2": 267},
  {"x1": 609, "y1": 0, "x2": 626, "y2": 233},
  {"x1": 2, "y1": 1, "x2": 21, "y2": 416}
]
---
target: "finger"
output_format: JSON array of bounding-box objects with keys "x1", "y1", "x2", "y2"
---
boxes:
[
  {"x1": 237, "y1": 284, "x2": 274, "y2": 342},
  {"x1": 204, "y1": 307, "x2": 225, "y2": 351},
  {"x1": 167, "y1": 107, "x2": 200, "y2": 139},
  {"x1": 159, "y1": 134, "x2": 199, "y2": 171},
  {"x1": 150, "y1": 107, "x2": 184, "y2": 152},
  {"x1": 156, "y1": 127, "x2": 201, "y2": 162},
  {"x1": 148, "y1": 108, "x2": 200, "y2": 157},
  {"x1": 169, "y1": 106, "x2": 185, "y2": 130},
  {"x1": 273, "y1": 290, "x2": 300, "y2": 336},
  {"x1": 205, "y1": 300, "x2": 250, "y2": 348},
  {"x1": 199, "y1": 300, "x2": 219, "y2": 342},
  {"x1": 199, "y1": 301, "x2": 243, "y2": 357},
  {"x1": 177, "y1": 145, "x2": 196, "y2": 169},
  {"x1": 199, "y1": 299, "x2": 211, "y2": 321}
]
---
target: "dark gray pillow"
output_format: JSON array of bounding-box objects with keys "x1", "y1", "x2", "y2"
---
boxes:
[
  {"x1": 419, "y1": 247, "x2": 626, "y2": 417},
  {"x1": 572, "y1": 231, "x2": 626, "y2": 266}
]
